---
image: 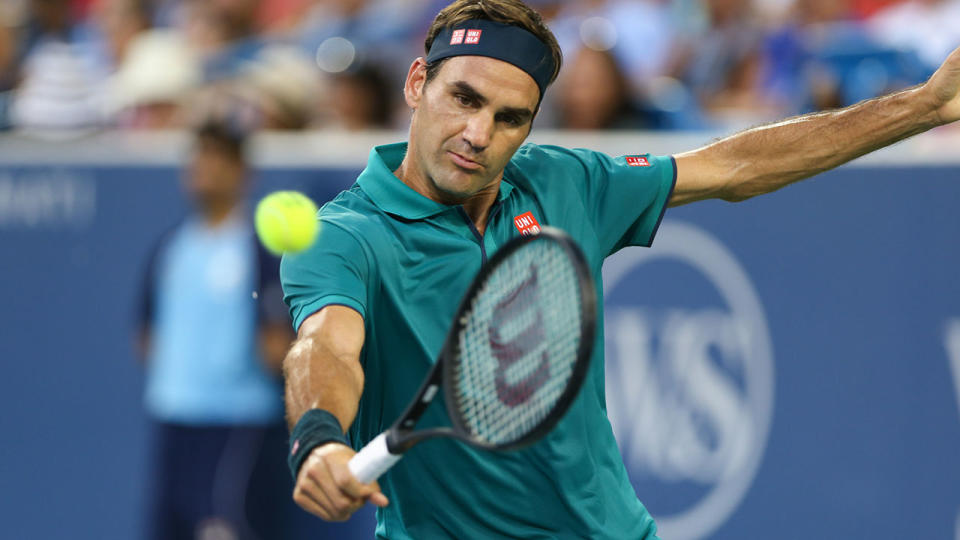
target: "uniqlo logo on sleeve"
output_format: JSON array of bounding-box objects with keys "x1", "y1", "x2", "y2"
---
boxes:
[
  {"x1": 513, "y1": 212, "x2": 541, "y2": 236},
  {"x1": 450, "y1": 29, "x2": 465, "y2": 45},
  {"x1": 626, "y1": 156, "x2": 651, "y2": 167},
  {"x1": 464, "y1": 29, "x2": 482, "y2": 44}
]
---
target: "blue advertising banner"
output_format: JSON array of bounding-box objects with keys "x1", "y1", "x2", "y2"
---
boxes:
[
  {"x1": 604, "y1": 166, "x2": 960, "y2": 540},
  {"x1": 1, "y1": 137, "x2": 958, "y2": 539}
]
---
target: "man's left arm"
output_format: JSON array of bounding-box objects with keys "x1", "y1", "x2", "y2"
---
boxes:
[{"x1": 670, "y1": 46, "x2": 960, "y2": 207}]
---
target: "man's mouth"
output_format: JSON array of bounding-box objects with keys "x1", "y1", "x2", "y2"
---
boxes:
[{"x1": 448, "y1": 151, "x2": 483, "y2": 171}]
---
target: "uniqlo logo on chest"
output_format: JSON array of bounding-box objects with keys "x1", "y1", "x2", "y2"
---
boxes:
[
  {"x1": 514, "y1": 212, "x2": 541, "y2": 236},
  {"x1": 626, "y1": 156, "x2": 651, "y2": 167},
  {"x1": 450, "y1": 29, "x2": 465, "y2": 45},
  {"x1": 464, "y1": 29, "x2": 482, "y2": 44}
]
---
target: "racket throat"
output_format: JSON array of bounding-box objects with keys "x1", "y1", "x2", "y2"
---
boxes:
[{"x1": 401, "y1": 383, "x2": 439, "y2": 430}]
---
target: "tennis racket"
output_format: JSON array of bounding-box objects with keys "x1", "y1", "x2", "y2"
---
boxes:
[{"x1": 348, "y1": 226, "x2": 597, "y2": 483}]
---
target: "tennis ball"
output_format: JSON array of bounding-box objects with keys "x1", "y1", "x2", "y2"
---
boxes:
[{"x1": 255, "y1": 191, "x2": 319, "y2": 255}]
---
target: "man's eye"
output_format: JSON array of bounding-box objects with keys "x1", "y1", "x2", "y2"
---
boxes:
[
  {"x1": 499, "y1": 114, "x2": 522, "y2": 126},
  {"x1": 455, "y1": 94, "x2": 473, "y2": 107}
]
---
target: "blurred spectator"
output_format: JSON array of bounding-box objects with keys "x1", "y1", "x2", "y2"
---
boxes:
[
  {"x1": 0, "y1": 7, "x2": 19, "y2": 128},
  {"x1": 299, "y1": 0, "x2": 427, "y2": 88},
  {"x1": 21, "y1": 0, "x2": 75, "y2": 53},
  {"x1": 236, "y1": 45, "x2": 320, "y2": 130},
  {"x1": 107, "y1": 2, "x2": 321, "y2": 131},
  {"x1": 8, "y1": 0, "x2": 108, "y2": 129},
  {"x1": 324, "y1": 62, "x2": 394, "y2": 130},
  {"x1": 554, "y1": 46, "x2": 647, "y2": 130},
  {"x1": 550, "y1": 0, "x2": 676, "y2": 90},
  {"x1": 93, "y1": 0, "x2": 151, "y2": 68},
  {"x1": 760, "y1": 0, "x2": 930, "y2": 117},
  {"x1": 109, "y1": 29, "x2": 200, "y2": 128},
  {"x1": 256, "y1": 0, "x2": 312, "y2": 36},
  {"x1": 541, "y1": 0, "x2": 687, "y2": 128},
  {"x1": 671, "y1": 0, "x2": 780, "y2": 126},
  {"x1": 850, "y1": 0, "x2": 906, "y2": 18},
  {"x1": 0, "y1": 1, "x2": 24, "y2": 89},
  {"x1": 759, "y1": 0, "x2": 856, "y2": 114},
  {"x1": 867, "y1": 0, "x2": 960, "y2": 71},
  {"x1": 178, "y1": 0, "x2": 267, "y2": 82},
  {"x1": 136, "y1": 117, "x2": 296, "y2": 539}
]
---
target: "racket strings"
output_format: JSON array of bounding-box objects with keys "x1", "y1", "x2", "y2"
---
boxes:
[
  {"x1": 461, "y1": 303, "x2": 580, "y2": 440},
  {"x1": 453, "y1": 240, "x2": 584, "y2": 446}
]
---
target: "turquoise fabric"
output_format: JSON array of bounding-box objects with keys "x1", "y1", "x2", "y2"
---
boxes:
[{"x1": 281, "y1": 142, "x2": 675, "y2": 539}]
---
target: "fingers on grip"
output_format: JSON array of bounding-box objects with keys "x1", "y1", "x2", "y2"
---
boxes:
[{"x1": 292, "y1": 444, "x2": 387, "y2": 521}]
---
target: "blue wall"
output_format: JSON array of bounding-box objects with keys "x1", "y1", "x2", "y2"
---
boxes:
[{"x1": 1, "y1": 159, "x2": 958, "y2": 539}]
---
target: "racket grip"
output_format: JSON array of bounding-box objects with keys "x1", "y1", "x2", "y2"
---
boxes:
[{"x1": 348, "y1": 432, "x2": 402, "y2": 483}]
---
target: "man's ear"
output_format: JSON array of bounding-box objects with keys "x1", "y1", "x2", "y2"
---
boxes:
[{"x1": 404, "y1": 57, "x2": 429, "y2": 109}]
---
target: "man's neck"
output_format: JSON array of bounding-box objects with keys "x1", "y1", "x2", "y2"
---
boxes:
[
  {"x1": 201, "y1": 200, "x2": 239, "y2": 227},
  {"x1": 460, "y1": 187, "x2": 499, "y2": 235},
  {"x1": 393, "y1": 157, "x2": 500, "y2": 236}
]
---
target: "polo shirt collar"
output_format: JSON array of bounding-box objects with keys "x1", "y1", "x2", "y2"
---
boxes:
[{"x1": 358, "y1": 142, "x2": 515, "y2": 220}]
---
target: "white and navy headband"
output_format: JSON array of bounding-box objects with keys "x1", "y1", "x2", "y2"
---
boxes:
[{"x1": 426, "y1": 19, "x2": 555, "y2": 99}]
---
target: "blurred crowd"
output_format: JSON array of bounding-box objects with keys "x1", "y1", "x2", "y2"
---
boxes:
[{"x1": 1, "y1": 0, "x2": 958, "y2": 133}]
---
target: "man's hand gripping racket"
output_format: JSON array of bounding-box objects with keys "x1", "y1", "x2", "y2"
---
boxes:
[{"x1": 349, "y1": 227, "x2": 597, "y2": 483}]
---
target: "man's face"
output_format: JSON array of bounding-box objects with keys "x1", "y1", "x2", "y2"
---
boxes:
[
  {"x1": 186, "y1": 136, "x2": 246, "y2": 209},
  {"x1": 403, "y1": 55, "x2": 539, "y2": 204}
]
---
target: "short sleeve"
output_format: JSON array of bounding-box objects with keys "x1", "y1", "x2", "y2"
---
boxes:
[
  {"x1": 512, "y1": 145, "x2": 675, "y2": 256},
  {"x1": 280, "y1": 220, "x2": 371, "y2": 332},
  {"x1": 566, "y1": 148, "x2": 676, "y2": 254}
]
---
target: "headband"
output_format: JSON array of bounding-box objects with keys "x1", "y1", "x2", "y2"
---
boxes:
[{"x1": 426, "y1": 20, "x2": 555, "y2": 100}]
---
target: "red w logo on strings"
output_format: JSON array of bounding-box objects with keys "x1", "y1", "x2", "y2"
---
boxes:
[{"x1": 489, "y1": 268, "x2": 550, "y2": 407}]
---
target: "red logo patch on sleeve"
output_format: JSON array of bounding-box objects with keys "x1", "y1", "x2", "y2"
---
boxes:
[
  {"x1": 450, "y1": 29, "x2": 465, "y2": 45},
  {"x1": 464, "y1": 29, "x2": 482, "y2": 44},
  {"x1": 626, "y1": 156, "x2": 651, "y2": 167},
  {"x1": 513, "y1": 212, "x2": 542, "y2": 236}
]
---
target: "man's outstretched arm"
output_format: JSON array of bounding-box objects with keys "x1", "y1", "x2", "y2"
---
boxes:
[
  {"x1": 670, "y1": 45, "x2": 960, "y2": 207},
  {"x1": 284, "y1": 305, "x2": 388, "y2": 521}
]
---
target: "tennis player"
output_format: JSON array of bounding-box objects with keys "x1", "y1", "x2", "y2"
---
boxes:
[{"x1": 280, "y1": 0, "x2": 960, "y2": 537}]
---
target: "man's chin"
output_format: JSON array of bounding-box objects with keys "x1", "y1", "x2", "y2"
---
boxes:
[
  {"x1": 433, "y1": 172, "x2": 483, "y2": 202},
  {"x1": 433, "y1": 186, "x2": 474, "y2": 204}
]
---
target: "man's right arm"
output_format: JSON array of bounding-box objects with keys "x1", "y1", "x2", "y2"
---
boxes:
[{"x1": 284, "y1": 304, "x2": 389, "y2": 521}]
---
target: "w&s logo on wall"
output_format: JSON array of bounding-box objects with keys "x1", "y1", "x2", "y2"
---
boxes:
[{"x1": 602, "y1": 222, "x2": 774, "y2": 540}]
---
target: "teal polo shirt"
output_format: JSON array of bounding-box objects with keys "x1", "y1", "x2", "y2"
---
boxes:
[{"x1": 281, "y1": 142, "x2": 675, "y2": 539}]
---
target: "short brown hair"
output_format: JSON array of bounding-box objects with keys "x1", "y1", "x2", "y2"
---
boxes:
[
  {"x1": 194, "y1": 119, "x2": 247, "y2": 161},
  {"x1": 423, "y1": 0, "x2": 562, "y2": 90}
]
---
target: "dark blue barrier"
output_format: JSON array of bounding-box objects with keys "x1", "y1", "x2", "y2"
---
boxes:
[{"x1": 1, "y1": 158, "x2": 958, "y2": 539}]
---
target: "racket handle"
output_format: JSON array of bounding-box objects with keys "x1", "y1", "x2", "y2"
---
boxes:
[{"x1": 348, "y1": 432, "x2": 402, "y2": 483}]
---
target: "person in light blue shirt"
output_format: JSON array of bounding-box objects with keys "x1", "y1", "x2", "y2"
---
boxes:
[{"x1": 137, "y1": 119, "x2": 293, "y2": 540}]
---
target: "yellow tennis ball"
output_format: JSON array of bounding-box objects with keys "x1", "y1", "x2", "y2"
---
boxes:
[{"x1": 255, "y1": 191, "x2": 319, "y2": 255}]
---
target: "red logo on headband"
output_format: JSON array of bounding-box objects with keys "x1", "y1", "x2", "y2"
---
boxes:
[
  {"x1": 626, "y1": 156, "x2": 651, "y2": 167},
  {"x1": 450, "y1": 29, "x2": 465, "y2": 45},
  {"x1": 465, "y1": 29, "x2": 482, "y2": 44}
]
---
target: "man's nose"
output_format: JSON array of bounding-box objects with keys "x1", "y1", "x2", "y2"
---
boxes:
[{"x1": 461, "y1": 112, "x2": 493, "y2": 152}]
